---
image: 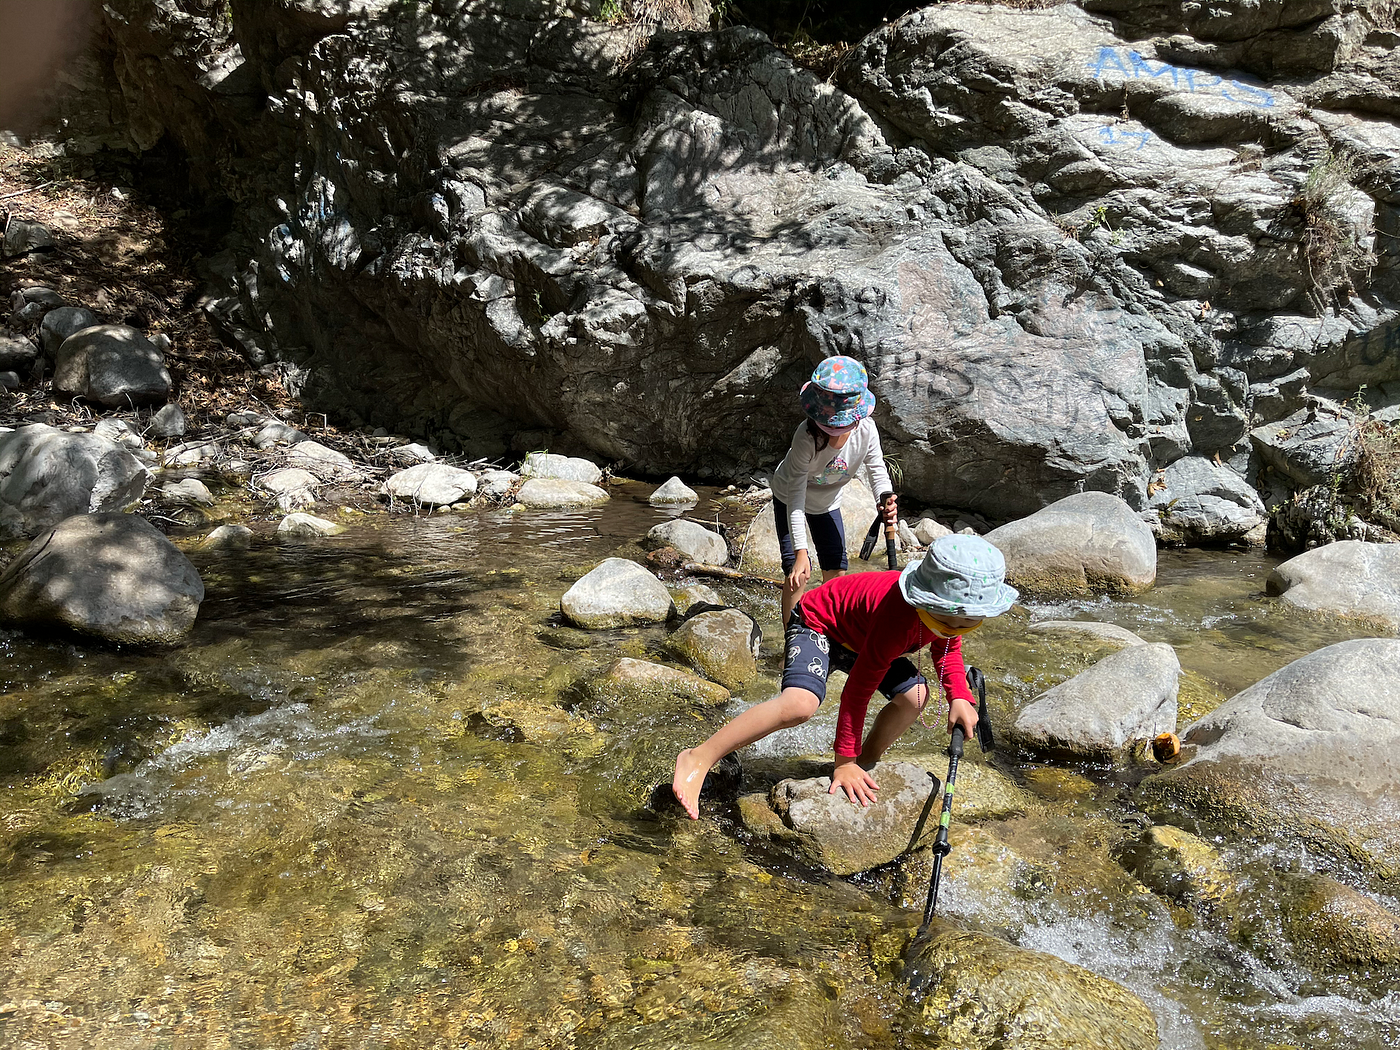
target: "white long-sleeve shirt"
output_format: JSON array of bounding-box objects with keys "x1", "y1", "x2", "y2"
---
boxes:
[{"x1": 768, "y1": 418, "x2": 893, "y2": 550}]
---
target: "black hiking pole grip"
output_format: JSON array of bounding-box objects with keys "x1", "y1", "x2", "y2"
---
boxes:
[
  {"x1": 921, "y1": 724, "x2": 964, "y2": 927},
  {"x1": 859, "y1": 491, "x2": 895, "y2": 562}
]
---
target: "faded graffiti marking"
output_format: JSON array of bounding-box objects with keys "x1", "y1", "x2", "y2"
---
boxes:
[{"x1": 1089, "y1": 48, "x2": 1275, "y2": 108}]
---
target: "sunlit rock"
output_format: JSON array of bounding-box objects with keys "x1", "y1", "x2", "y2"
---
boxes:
[
  {"x1": 381, "y1": 462, "x2": 478, "y2": 506},
  {"x1": 255, "y1": 467, "x2": 319, "y2": 511},
  {"x1": 286, "y1": 440, "x2": 364, "y2": 481},
  {"x1": 1011, "y1": 643, "x2": 1180, "y2": 759},
  {"x1": 0, "y1": 423, "x2": 151, "y2": 539},
  {"x1": 200, "y1": 523, "x2": 253, "y2": 550},
  {"x1": 476, "y1": 469, "x2": 518, "y2": 500},
  {"x1": 150, "y1": 403, "x2": 187, "y2": 439},
  {"x1": 670, "y1": 582, "x2": 723, "y2": 616},
  {"x1": 521, "y1": 451, "x2": 603, "y2": 485},
  {"x1": 1147, "y1": 455, "x2": 1266, "y2": 545},
  {"x1": 0, "y1": 512, "x2": 203, "y2": 646},
  {"x1": 668, "y1": 606, "x2": 759, "y2": 690},
  {"x1": 1266, "y1": 540, "x2": 1400, "y2": 632},
  {"x1": 252, "y1": 420, "x2": 309, "y2": 448},
  {"x1": 161, "y1": 439, "x2": 223, "y2": 466},
  {"x1": 276, "y1": 512, "x2": 345, "y2": 539},
  {"x1": 649, "y1": 476, "x2": 698, "y2": 505},
  {"x1": 1276, "y1": 872, "x2": 1400, "y2": 973},
  {"x1": 560, "y1": 557, "x2": 673, "y2": 628},
  {"x1": 53, "y1": 324, "x2": 172, "y2": 408},
  {"x1": 644, "y1": 518, "x2": 728, "y2": 566},
  {"x1": 1026, "y1": 619, "x2": 1146, "y2": 648},
  {"x1": 38, "y1": 306, "x2": 97, "y2": 355},
  {"x1": 985, "y1": 492, "x2": 1157, "y2": 599},
  {"x1": 1138, "y1": 638, "x2": 1400, "y2": 890},
  {"x1": 516, "y1": 478, "x2": 610, "y2": 508},
  {"x1": 160, "y1": 478, "x2": 214, "y2": 505},
  {"x1": 900, "y1": 922, "x2": 1159, "y2": 1049}
]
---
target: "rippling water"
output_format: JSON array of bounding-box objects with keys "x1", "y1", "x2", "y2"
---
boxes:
[{"x1": 0, "y1": 490, "x2": 1395, "y2": 1049}]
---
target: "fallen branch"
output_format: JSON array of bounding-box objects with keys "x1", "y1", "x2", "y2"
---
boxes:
[
  {"x1": 0, "y1": 180, "x2": 59, "y2": 201},
  {"x1": 681, "y1": 562, "x2": 781, "y2": 588}
]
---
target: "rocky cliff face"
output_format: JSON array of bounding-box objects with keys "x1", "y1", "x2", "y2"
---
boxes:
[{"x1": 46, "y1": 0, "x2": 1400, "y2": 524}]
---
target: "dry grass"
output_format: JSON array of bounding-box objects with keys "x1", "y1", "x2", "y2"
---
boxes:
[
  {"x1": 1352, "y1": 417, "x2": 1400, "y2": 533},
  {"x1": 0, "y1": 142, "x2": 297, "y2": 430},
  {"x1": 1289, "y1": 149, "x2": 1376, "y2": 304}
]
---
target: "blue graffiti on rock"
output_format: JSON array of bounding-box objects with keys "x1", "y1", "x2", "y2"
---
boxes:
[{"x1": 1089, "y1": 48, "x2": 1275, "y2": 108}]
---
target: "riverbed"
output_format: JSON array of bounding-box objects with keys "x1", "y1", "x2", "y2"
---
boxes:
[{"x1": 1, "y1": 488, "x2": 1396, "y2": 1049}]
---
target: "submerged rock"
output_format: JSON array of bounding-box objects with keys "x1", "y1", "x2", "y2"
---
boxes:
[
  {"x1": 901, "y1": 922, "x2": 1159, "y2": 1050},
  {"x1": 559, "y1": 557, "x2": 673, "y2": 628},
  {"x1": 1266, "y1": 540, "x2": 1400, "y2": 631},
  {"x1": 1138, "y1": 638, "x2": 1400, "y2": 890},
  {"x1": 0, "y1": 512, "x2": 204, "y2": 646},
  {"x1": 1026, "y1": 619, "x2": 1146, "y2": 648},
  {"x1": 200, "y1": 524, "x2": 254, "y2": 550},
  {"x1": 985, "y1": 492, "x2": 1157, "y2": 598},
  {"x1": 1011, "y1": 643, "x2": 1180, "y2": 759},
  {"x1": 1121, "y1": 824, "x2": 1238, "y2": 908},
  {"x1": 591, "y1": 656, "x2": 730, "y2": 706}
]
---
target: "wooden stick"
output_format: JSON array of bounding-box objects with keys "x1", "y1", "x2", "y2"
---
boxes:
[
  {"x1": 681, "y1": 562, "x2": 782, "y2": 588},
  {"x1": 0, "y1": 180, "x2": 59, "y2": 201}
]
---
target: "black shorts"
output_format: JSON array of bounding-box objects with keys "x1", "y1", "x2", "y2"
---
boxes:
[
  {"x1": 780, "y1": 609, "x2": 924, "y2": 703},
  {"x1": 773, "y1": 498, "x2": 848, "y2": 573}
]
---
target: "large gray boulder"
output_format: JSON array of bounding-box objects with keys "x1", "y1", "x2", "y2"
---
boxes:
[
  {"x1": 1011, "y1": 643, "x2": 1180, "y2": 759},
  {"x1": 1266, "y1": 540, "x2": 1400, "y2": 632},
  {"x1": 1138, "y1": 639, "x2": 1400, "y2": 889},
  {"x1": 740, "y1": 761, "x2": 941, "y2": 876},
  {"x1": 0, "y1": 424, "x2": 152, "y2": 539},
  {"x1": 39, "y1": 306, "x2": 100, "y2": 356},
  {"x1": 521, "y1": 452, "x2": 604, "y2": 485},
  {"x1": 381, "y1": 462, "x2": 478, "y2": 505},
  {"x1": 667, "y1": 606, "x2": 759, "y2": 690},
  {"x1": 560, "y1": 557, "x2": 674, "y2": 628},
  {"x1": 985, "y1": 492, "x2": 1158, "y2": 598},
  {"x1": 516, "y1": 478, "x2": 610, "y2": 509},
  {"x1": 1148, "y1": 455, "x2": 1266, "y2": 545},
  {"x1": 52, "y1": 324, "x2": 172, "y2": 408},
  {"x1": 0, "y1": 513, "x2": 204, "y2": 646},
  {"x1": 644, "y1": 518, "x2": 728, "y2": 566}
]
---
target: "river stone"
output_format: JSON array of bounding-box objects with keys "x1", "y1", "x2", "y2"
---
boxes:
[
  {"x1": 1121, "y1": 824, "x2": 1237, "y2": 908},
  {"x1": 516, "y1": 477, "x2": 610, "y2": 508},
  {"x1": 161, "y1": 478, "x2": 214, "y2": 505},
  {"x1": 52, "y1": 325, "x2": 173, "y2": 408},
  {"x1": 1137, "y1": 639, "x2": 1400, "y2": 889},
  {"x1": 162, "y1": 439, "x2": 223, "y2": 466},
  {"x1": 39, "y1": 306, "x2": 100, "y2": 356},
  {"x1": 644, "y1": 518, "x2": 728, "y2": 566},
  {"x1": 671, "y1": 582, "x2": 723, "y2": 615},
  {"x1": 897, "y1": 754, "x2": 1034, "y2": 822},
  {"x1": 560, "y1": 557, "x2": 674, "y2": 628},
  {"x1": 149, "y1": 403, "x2": 187, "y2": 439},
  {"x1": 256, "y1": 467, "x2": 319, "y2": 510},
  {"x1": 253, "y1": 420, "x2": 309, "y2": 448},
  {"x1": 382, "y1": 462, "x2": 478, "y2": 505},
  {"x1": 591, "y1": 656, "x2": 730, "y2": 706},
  {"x1": 201, "y1": 524, "x2": 254, "y2": 550},
  {"x1": 1266, "y1": 540, "x2": 1400, "y2": 632},
  {"x1": 476, "y1": 469, "x2": 518, "y2": 499},
  {"x1": 649, "y1": 476, "x2": 698, "y2": 505},
  {"x1": 1026, "y1": 620, "x2": 1146, "y2": 648},
  {"x1": 667, "y1": 607, "x2": 760, "y2": 690},
  {"x1": 1276, "y1": 872, "x2": 1400, "y2": 972},
  {"x1": 984, "y1": 492, "x2": 1158, "y2": 598},
  {"x1": 276, "y1": 512, "x2": 345, "y2": 539},
  {"x1": 0, "y1": 423, "x2": 152, "y2": 539},
  {"x1": 388, "y1": 442, "x2": 435, "y2": 464},
  {"x1": 761, "y1": 761, "x2": 941, "y2": 876},
  {"x1": 1011, "y1": 643, "x2": 1180, "y2": 759},
  {"x1": 738, "y1": 475, "x2": 882, "y2": 574},
  {"x1": 0, "y1": 330, "x2": 38, "y2": 371},
  {"x1": 286, "y1": 440, "x2": 363, "y2": 480},
  {"x1": 900, "y1": 923, "x2": 1159, "y2": 1050},
  {"x1": 92, "y1": 417, "x2": 143, "y2": 449},
  {"x1": 912, "y1": 517, "x2": 951, "y2": 545},
  {"x1": 0, "y1": 512, "x2": 204, "y2": 646},
  {"x1": 1148, "y1": 455, "x2": 1266, "y2": 545},
  {"x1": 521, "y1": 451, "x2": 603, "y2": 485}
]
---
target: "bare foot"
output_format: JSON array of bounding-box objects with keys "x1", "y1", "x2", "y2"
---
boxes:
[{"x1": 671, "y1": 748, "x2": 710, "y2": 820}]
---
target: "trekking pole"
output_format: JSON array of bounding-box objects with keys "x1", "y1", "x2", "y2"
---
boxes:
[
  {"x1": 919, "y1": 667, "x2": 989, "y2": 928},
  {"x1": 858, "y1": 490, "x2": 895, "y2": 562}
]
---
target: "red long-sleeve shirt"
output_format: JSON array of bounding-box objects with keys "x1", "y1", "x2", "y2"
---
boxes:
[{"x1": 797, "y1": 571, "x2": 976, "y2": 758}]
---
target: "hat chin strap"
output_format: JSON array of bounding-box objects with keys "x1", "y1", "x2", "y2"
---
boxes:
[{"x1": 917, "y1": 608, "x2": 981, "y2": 637}]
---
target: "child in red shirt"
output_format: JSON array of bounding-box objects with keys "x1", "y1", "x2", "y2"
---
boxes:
[{"x1": 672, "y1": 535, "x2": 1017, "y2": 819}]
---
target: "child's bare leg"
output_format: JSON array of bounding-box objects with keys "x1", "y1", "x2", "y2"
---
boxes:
[
  {"x1": 673, "y1": 687, "x2": 820, "y2": 819},
  {"x1": 858, "y1": 681, "x2": 929, "y2": 767},
  {"x1": 821, "y1": 568, "x2": 846, "y2": 582},
  {"x1": 781, "y1": 576, "x2": 802, "y2": 626}
]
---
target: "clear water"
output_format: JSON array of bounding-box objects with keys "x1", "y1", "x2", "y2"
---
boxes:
[{"x1": 1, "y1": 489, "x2": 1395, "y2": 1048}]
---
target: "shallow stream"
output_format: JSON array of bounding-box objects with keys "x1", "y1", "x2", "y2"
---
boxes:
[{"x1": 1, "y1": 487, "x2": 1396, "y2": 1048}]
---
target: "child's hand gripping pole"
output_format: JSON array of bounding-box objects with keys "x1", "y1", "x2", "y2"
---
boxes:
[{"x1": 859, "y1": 491, "x2": 897, "y2": 564}]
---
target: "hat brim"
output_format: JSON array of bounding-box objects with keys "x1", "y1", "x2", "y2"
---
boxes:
[
  {"x1": 800, "y1": 386, "x2": 875, "y2": 428},
  {"x1": 898, "y1": 559, "x2": 1019, "y2": 618}
]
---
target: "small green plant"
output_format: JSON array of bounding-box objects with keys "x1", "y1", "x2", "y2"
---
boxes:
[{"x1": 599, "y1": 0, "x2": 626, "y2": 23}]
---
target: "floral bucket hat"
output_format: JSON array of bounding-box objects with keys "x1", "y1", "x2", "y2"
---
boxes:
[
  {"x1": 799, "y1": 356, "x2": 875, "y2": 430},
  {"x1": 898, "y1": 535, "x2": 1019, "y2": 619}
]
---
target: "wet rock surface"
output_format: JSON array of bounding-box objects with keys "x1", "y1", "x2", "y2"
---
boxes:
[
  {"x1": 1267, "y1": 539, "x2": 1400, "y2": 631},
  {"x1": 560, "y1": 557, "x2": 674, "y2": 629}
]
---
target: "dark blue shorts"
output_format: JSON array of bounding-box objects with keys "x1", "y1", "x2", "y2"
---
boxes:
[
  {"x1": 780, "y1": 609, "x2": 925, "y2": 703},
  {"x1": 773, "y1": 498, "x2": 848, "y2": 573}
]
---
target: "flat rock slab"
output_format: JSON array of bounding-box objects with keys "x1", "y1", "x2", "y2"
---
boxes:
[
  {"x1": 517, "y1": 478, "x2": 610, "y2": 508},
  {"x1": 1012, "y1": 642, "x2": 1180, "y2": 758},
  {"x1": 985, "y1": 491, "x2": 1157, "y2": 599},
  {"x1": 1266, "y1": 540, "x2": 1400, "y2": 632},
  {"x1": 560, "y1": 557, "x2": 673, "y2": 628},
  {"x1": 382, "y1": 462, "x2": 478, "y2": 505},
  {"x1": 0, "y1": 512, "x2": 204, "y2": 646},
  {"x1": 901, "y1": 922, "x2": 1159, "y2": 1050},
  {"x1": 747, "y1": 761, "x2": 942, "y2": 876},
  {"x1": 1138, "y1": 638, "x2": 1400, "y2": 890}
]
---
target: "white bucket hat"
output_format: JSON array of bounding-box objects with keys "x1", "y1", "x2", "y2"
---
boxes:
[{"x1": 898, "y1": 535, "x2": 1018, "y2": 618}]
